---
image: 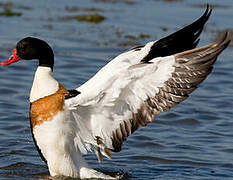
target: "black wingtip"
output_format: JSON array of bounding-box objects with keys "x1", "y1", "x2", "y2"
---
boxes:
[
  {"x1": 141, "y1": 5, "x2": 213, "y2": 63},
  {"x1": 205, "y1": 4, "x2": 212, "y2": 21},
  {"x1": 198, "y1": 4, "x2": 212, "y2": 27}
]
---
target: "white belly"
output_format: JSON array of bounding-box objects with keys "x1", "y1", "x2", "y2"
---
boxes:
[{"x1": 33, "y1": 110, "x2": 87, "y2": 177}]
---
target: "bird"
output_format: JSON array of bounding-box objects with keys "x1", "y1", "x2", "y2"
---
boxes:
[{"x1": 0, "y1": 6, "x2": 231, "y2": 179}]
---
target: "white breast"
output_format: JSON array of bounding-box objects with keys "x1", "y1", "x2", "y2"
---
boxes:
[
  {"x1": 33, "y1": 110, "x2": 88, "y2": 177},
  {"x1": 30, "y1": 66, "x2": 59, "y2": 103}
]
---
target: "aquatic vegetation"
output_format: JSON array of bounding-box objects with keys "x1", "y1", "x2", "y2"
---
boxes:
[
  {"x1": 119, "y1": 33, "x2": 151, "y2": 47},
  {"x1": 75, "y1": 14, "x2": 105, "y2": 23},
  {"x1": 0, "y1": 8, "x2": 22, "y2": 16},
  {"x1": 161, "y1": 27, "x2": 168, "y2": 31},
  {"x1": 124, "y1": 35, "x2": 137, "y2": 40},
  {"x1": 139, "y1": 33, "x2": 151, "y2": 39}
]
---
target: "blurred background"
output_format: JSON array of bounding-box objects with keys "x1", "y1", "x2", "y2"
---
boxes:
[{"x1": 0, "y1": 0, "x2": 233, "y2": 179}]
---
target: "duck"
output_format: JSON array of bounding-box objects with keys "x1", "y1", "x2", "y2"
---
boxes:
[{"x1": 0, "y1": 6, "x2": 231, "y2": 179}]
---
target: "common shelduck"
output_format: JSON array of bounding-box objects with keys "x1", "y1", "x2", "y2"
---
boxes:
[{"x1": 0, "y1": 6, "x2": 231, "y2": 179}]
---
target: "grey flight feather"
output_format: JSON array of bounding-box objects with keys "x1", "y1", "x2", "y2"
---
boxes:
[{"x1": 111, "y1": 32, "x2": 231, "y2": 152}]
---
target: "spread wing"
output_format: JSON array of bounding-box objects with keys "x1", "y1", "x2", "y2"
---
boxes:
[{"x1": 65, "y1": 7, "x2": 230, "y2": 161}]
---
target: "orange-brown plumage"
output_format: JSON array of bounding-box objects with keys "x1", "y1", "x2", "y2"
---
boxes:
[{"x1": 30, "y1": 84, "x2": 69, "y2": 129}]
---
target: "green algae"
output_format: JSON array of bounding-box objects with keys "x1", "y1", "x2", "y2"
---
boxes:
[
  {"x1": 75, "y1": 14, "x2": 105, "y2": 23},
  {"x1": 0, "y1": 8, "x2": 22, "y2": 16},
  {"x1": 139, "y1": 33, "x2": 151, "y2": 39}
]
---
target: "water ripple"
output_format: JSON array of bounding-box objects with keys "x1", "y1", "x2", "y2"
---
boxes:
[{"x1": 0, "y1": 0, "x2": 233, "y2": 179}]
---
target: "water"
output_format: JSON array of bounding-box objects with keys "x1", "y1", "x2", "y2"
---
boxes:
[{"x1": 0, "y1": 0, "x2": 233, "y2": 179}]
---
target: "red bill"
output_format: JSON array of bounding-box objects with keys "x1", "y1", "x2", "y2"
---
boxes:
[{"x1": 0, "y1": 48, "x2": 21, "y2": 65}]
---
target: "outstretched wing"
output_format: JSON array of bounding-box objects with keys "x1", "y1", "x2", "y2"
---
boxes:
[{"x1": 65, "y1": 8, "x2": 230, "y2": 161}]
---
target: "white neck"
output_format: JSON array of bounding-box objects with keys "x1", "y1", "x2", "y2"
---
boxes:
[{"x1": 30, "y1": 66, "x2": 59, "y2": 102}]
